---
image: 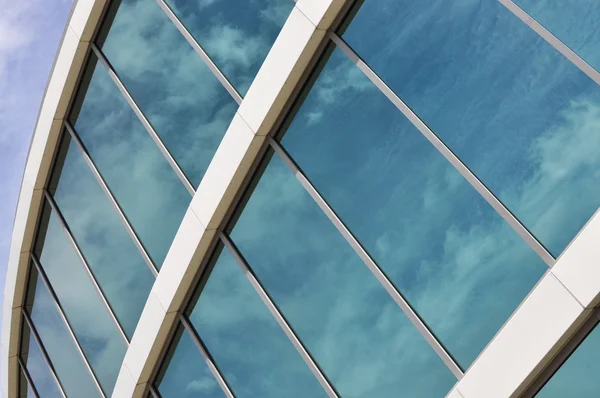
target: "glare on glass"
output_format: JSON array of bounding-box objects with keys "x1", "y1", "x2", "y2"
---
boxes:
[
  {"x1": 342, "y1": 0, "x2": 600, "y2": 257},
  {"x1": 20, "y1": 321, "x2": 62, "y2": 398},
  {"x1": 230, "y1": 152, "x2": 456, "y2": 397}
]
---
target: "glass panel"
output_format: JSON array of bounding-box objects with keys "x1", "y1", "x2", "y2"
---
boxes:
[
  {"x1": 24, "y1": 268, "x2": 100, "y2": 398},
  {"x1": 229, "y1": 153, "x2": 456, "y2": 397},
  {"x1": 34, "y1": 203, "x2": 127, "y2": 394},
  {"x1": 514, "y1": 0, "x2": 600, "y2": 73},
  {"x1": 18, "y1": 366, "x2": 36, "y2": 398},
  {"x1": 48, "y1": 134, "x2": 154, "y2": 338},
  {"x1": 188, "y1": 245, "x2": 326, "y2": 398},
  {"x1": 156, "y1": 326, "x2": 225, "y2": 398},
  {"x1": 20, "y1": 322, "x2": 62, "y2": 398},
  {"x1": 164, "y1": 0, "x2": 294, "y2": 95},
  {"x1": 537, "y1": 324, "x2": 600, "y2": 397},
  {"x1": 342, "y1": 0, "x2": 600, "y2": 256},
  {"x1": 280, "y1": 47, "x2": 547, "y2": 367},
  {"x1": 98, "y1": 0, "x2": 238, "y2": 186},
  {"x1": 69, "y1": 54, "x2": 190, "y2": 266}
]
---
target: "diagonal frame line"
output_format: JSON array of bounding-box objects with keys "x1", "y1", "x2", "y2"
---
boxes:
[{"x1": 18, "y1": 352, "x2": 41, "y2": 398}]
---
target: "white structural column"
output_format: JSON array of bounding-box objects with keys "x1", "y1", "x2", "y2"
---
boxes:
[
  {"x1": 111, "y1": 1, "x2": 349, "y2": 396},
  {"x1": 0, "y1": 1, "x2": 108, "y2": 397}
]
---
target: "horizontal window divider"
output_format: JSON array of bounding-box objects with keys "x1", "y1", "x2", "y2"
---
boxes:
[
  {"x1": 269, "y1": 137, "x2": 465, "y2": 379},
  {"x1": 90, "y1": 43, "x2": 196, "y2": 196},
  {"x1": 328, "y1": 32, "x2": 556, "y2": 268},
  {"x1": 18, "y1": 352, "x2": 40, "y2": 398},
  {"x1": 220, "y1": 232, "x2": 341, "y2": 398}
]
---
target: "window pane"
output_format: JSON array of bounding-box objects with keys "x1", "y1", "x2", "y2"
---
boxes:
[
  {"x1": 18, "y1": 365, "x2": 36, "y2": 398},
  {"x1": 280, "y1": 47, "x2": 547, "y2": 367},
  {"x1": 156, "y1": 327, "x2": 225, "y2": 398},
  {"x1": 187, "y1": 245, "x2": 326, "y2": 398},
  {"x1": 20, "y1": 322, "x2": 61, "y2": 398},
  {"x1": 69, "y1": 54, "x2": 190, "y2": 266},
  {"x1": 537, "y1": 324, "x2": 600, "y2": 397},
  {"x1": 98, "y1": 0, "x2": 238, "y2": 187},
  {"x1": 34, "y1": 203, "x2": 127, "y2": 394},
  {"x1": 230, "y1": 153, "x2": 456, "y2": 397},
  {"x1": 514, "y1": 0, "x2": 600, "y2": 73},
  {"x1": 164, "y1": 0, "x2": 293, "y2": 95},
  {"x1": 49, "y1": 134, "x2": 154, "y2": 338},
  {"x1": 342, "y1": 0, "x2": 600, "y2": 256},
  {"x1": 25, "y1": 269, "x2": 100, "y2": 398}
]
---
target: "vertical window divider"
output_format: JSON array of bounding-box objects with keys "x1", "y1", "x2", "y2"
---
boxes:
[
  {"x1": 30, "y1": 254, "x2": 107, "y2": 398},
  {"x1": 219, "y1": 232, "x2": 341, "y2": 398},
  {"x1": 43, "y1": 190, "x2": 130, "y2": 346},
  {"x1": 89, "y1": 43, "x2": 196, "y2": 196},
  {"x1": 154, "y1": 0, "x2": 243, "y2": 105},
  {"x1": 64, "y1": 121, "x2": 158, "y2": 277},
  {"x1": 21, "y1": 307, "x2": 68, "y2": 398},
  {"x1": 328, "y1": 32, "x2": 556, "y2": 268},
  {"x1": 177, "y1": 314, "x2": 236, "y2": 398},
  {"x1": 497, "y1": 0, "x2": 600, "y2": 88},
  {"x1": 268, "y1": 137, "x2": 465, "y2": 379},
  {"x1": 17, "y1": 355, "x2": 40, "y2": 398}
]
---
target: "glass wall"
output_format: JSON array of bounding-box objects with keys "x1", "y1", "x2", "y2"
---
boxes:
[{"x1": 20, "y1": 321, "x2": 62, "y2": 398}]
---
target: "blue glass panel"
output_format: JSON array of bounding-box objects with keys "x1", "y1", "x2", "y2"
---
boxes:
[
  {"x1": 34, "y1": 204, "x2": 127, "y2": 394},
  {"x1": 25, "y1": 269, "x2": 100, "y2": 398},
  {"x1": 99, "y1": 0, "x2": 238, "y2": 186},
  {"x1": 20, "y1": 323, "x2": 61, "y2": 398},
  {"x1": 164, "y1": 0, "x2": 293, "y2": 94},
  {"x1": 537, "y1": 324, "x2": 600, "y2": 397},
  {"x1": 49, "y1": 134, "x2": 154, "y2": 338},
  {"x1": 342, "y1": 0, "x2": 600, "y2": 256},
  {"x1": 230, "y1": 154, "x2": 456, "y2": 397},
  {"x1": 188, "y1": 246, "x2": 326, "y2": 398},
  {"x1": 514, "y1": 0, "x2": 600, "y2": 73},
  {"x1": 70, "y1": 55, "x2": 190, "y2": 266},
  {"x1": 18, "y1": 365, "x2": 37, "y2": 398},
  {"x1": 280, "y1": 47, "x2": 547, "y2": 367},
  {"x1": 156, "y1": 327, "x2": 225, "y2": 398}
]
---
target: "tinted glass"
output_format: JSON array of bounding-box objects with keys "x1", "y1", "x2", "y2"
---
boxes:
[
  {"x1": 70, "y1": 55, "x2": 190, "y2": 266},
  {"x1": 164, "y1": 0, "x2": 293, "y2": 94},
  {"x1": 537, "y1": 324, "x2": 600, "y2": 397},
  {"x1": 188, "y1": 246, "x2": 326, "y2": 398},
  {"x1": 34, "y1": 204, "x2": 126, "y2": 394},
  {"x1": 20, "y1": 323, "x2": 61, "y2": 398},
  {"x1": 514, "y1": 0, "x2": 600, "y2": 73},
  {"x1": 230, "y1": 153, "x2": 456, "y2": 397},
  {"x1": 156, "y1": 327, "x2": 225, "y2": 398},
  {"x1": 18, "y1": 366, "x2": 35, "y2": 398},
  {"x1": 49, "y1": 134, "x2": 154, "y2": 338},
  {"x1": 99, "y1": 0, "x2": 238, "y2": 186},
  {"x1": 25, "y1": 269, "x2": 100, "y2": 398},
  {"x1": 280, "y1": 47, "x2": 547, "y2": 367},
  {"x1": 343, "y1": 0, "x2": 600, "y2": 256}
]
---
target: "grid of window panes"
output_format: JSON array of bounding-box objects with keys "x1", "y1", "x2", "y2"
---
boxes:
[{"x1": 16, "y1": 0, "x2": 600, "y2": 396}]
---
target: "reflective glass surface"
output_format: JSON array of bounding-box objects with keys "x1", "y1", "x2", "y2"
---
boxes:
[
  {"x1": 280, "y1": 47, "x2": 547, "y2": 367},
  {"x1": 230, "y1": 153, "x2": 456, "y2": 397},
  {"x1": 164, "y1": 0, "x2": 293, "y2": 95},
  {"x1": 156, "y1": 327, "x2": 225, "y2": 398},
  {"x1": 25, "y1": 269, "x2": 100, "y2": 398},
  {"x1": 514, "y1": 0, "x2": 600, "y2": 73},
  {"x1": 342, "y1": 0, "x2": 600, "y2": 256},
  {"x1": 34, "y1": 204, "x2": 127, "y2": 394},
  {"x1": 20, "y1": 322, "x2": 61, "y2": 398},
  {"x1": 18, "y1": 366, "x2": 36, "y2": 398},
  {"x1": 70, "y1": 54, "x2": 190, "y2": 266},
  {"x1": 537, "y1": 324, "x2": 600, "y2": 397},
  {"x1": 98, "y1": 0, "x2": 238, "y2": 186},
  {"x1": 49, "y1": 134, "x2": 154, "y2": 338},
  {"x1": 188, "y1": 246, "x2": 326, "y2": 398}
]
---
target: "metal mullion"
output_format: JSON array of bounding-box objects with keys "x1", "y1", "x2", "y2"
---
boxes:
[
  {"x1": 220, "y1": 233, "x2": 341, "y2": 397},
  {"x1": 148, "y1": 384, "x2": 161, "y2": 398},
  {"x1": 498, "y1": 0, "x2": 600, "y2": 88},
  {"x1": 64, "y1": 122, "x2": 158, "y2": 277},
  {"x1": 90, "y1": 43, "x2": 195, "y2": 196},
  {"x1": 329, "y1": 32, "x2": 555, "y2": 268},
  {"x1": 178, "y1": 314, "x2": 236, "y2": 398},
  {"x1": 21, "y1": 309, "x2": 67, "y2": 398},
  {"x1": 269, "y1": 138, "x2": 465, "y2": 379},
  {"x1": 154, "y1": 0, "x2": 243, "y2": 105},
  {"x1": 43, "y1": 190, "x2": 129, "y2": 345},
  {"x1": 30, "y1": 255, "x2": 106, "y2": 398},
  {"x1": 18, "y1": 356, "x2": 40, "y2": 398}
]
